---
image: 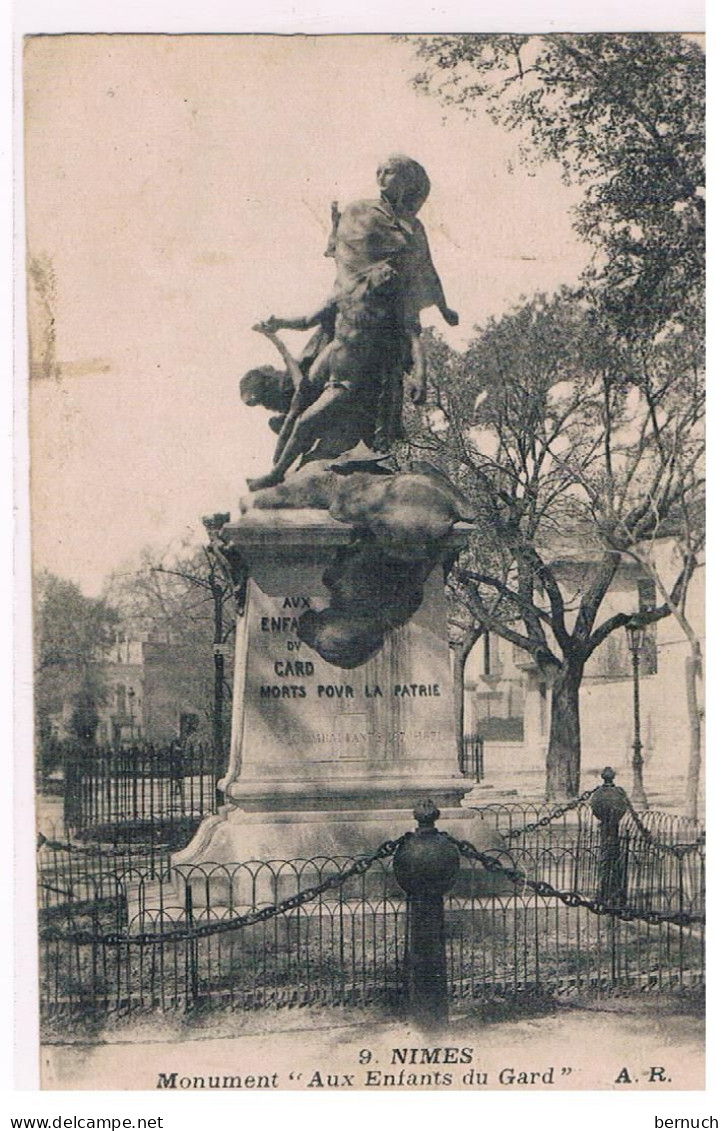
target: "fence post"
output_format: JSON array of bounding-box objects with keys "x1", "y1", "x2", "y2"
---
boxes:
[
  {"x1": 63, "y1": 746, "x2": 81, "y2": 834},
  {"x1": 393, "y1": 799, "x2": 460, "y2": 1030},
  {"x1": 90, "y1": 903, "x2": 100, "y2": 1005},
  {"x1": 184, "y1": 883, "x2": 199, "y2": 1009},
  {"x1": 590, "y1": 766, "x2": 629, "y2": 906}
]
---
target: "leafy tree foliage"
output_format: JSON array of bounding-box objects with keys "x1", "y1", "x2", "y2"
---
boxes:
[
  {"x1": 404, "y1": 293, "x2": 703, "y2": 797},
  {"x1": 406, "y1": 33, "x2": 704, "y2": 337},
  {"x1": 401, "y1": 33, "x2": 704, "y2": 796},
  {"x1": 34, "y1": 572, "x2": 119, "y2": 767},
  {"x1": 104, "y1": 543, "x2": 237, "y2": 753}
]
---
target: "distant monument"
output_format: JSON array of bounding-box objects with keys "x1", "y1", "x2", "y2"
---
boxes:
[{"x1": 175, "y1": 158, "x2": 497, "y2": 878}]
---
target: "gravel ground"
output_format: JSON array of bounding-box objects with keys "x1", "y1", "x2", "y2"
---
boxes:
[{"x1": 41, "y1": 996, "x2": 704, "y2": 1092}]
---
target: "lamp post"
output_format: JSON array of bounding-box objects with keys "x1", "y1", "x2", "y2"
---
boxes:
[{"x1": 625, "y1": 616, "x2": 649, "y2": 809}]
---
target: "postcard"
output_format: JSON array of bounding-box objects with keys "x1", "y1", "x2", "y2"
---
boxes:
[{"x1": 21, "y1": 28, "x2": 705, "y2": 1095}]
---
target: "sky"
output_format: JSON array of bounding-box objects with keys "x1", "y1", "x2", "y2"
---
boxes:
[{"x1": 24, "y1": 34, "x2": 589, "y2": 594}]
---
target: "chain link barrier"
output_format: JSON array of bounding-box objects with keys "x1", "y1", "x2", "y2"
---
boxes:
[
  {"x1": 500, "y1": 788, "x2": 597, "y2": 841},
  {"x1": 443, "y1": 832, "x2": 704, "y2": 929},
  {"x1": 495, "y1": 789, "x2": 705, "y2": 860},
  {"x1": 40, "y1": 820, "x2": 705, "y2": 950},
  {"x1": 623, "y1": 798, "x2": 706, "y2": 858},
  {"x1": 40, "y1": 835, "x2": 409, "y2": 947}
]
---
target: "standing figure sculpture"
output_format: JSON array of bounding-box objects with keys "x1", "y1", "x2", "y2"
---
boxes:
[{"x1": 245, "y1": 155, "x2": 458, "y2": 492}]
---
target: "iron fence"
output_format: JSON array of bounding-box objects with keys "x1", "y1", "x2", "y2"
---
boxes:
[
  {"x1": 62, "y1": 742, "x2": 219, "y2": 843},
  {"x1": 475, "y1": 798, "x2": 703, "y2": 847},
  {"x1": 38, "y1": 776, "x2": 706, "y2": 1027},
  {"x1": 459, "y1": 734, "x2": 484, "y2": 782},
  {"x1": 40, "y1": 859, "x2": 409, "y2": 1018},
  {"x1": 38, "y1": 837, "x2": 705, "y2": 1025},
  {"x1": 481, "y1": 812, "x2": 705, "y2": 917},
  {"x1": 37, "y1": 827, "x2": 173, "y2": 911}
]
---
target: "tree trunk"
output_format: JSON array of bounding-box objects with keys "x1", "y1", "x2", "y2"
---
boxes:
[
  {"x1": 684, "y1": 643, "x2": 703, "y2": 820},
  {"x1": 546, "y1": 662, "x2": 583, "y2": 800},
  {"x1": 452, "y1": 643, "x2": 467, "y2": 769}
]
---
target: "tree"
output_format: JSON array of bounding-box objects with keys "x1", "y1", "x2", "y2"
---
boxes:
[
  {"x1": 69, "y1": 680, "x2": 101, "y2": 747},
  {"x1": 447, "y1": 599, "x2": 484, "y2": 759},
  {"x1": 404, "y1": 33, "x2": 704, "y2": 337},
  {"x1": 105, "y1": 542, "x2": 237, "y2": 765},
  {"x1": 34, "y1": 572, "x2": 119, "y2": 766},
  {"x1": 612, "y1": 493, "x2": 705, "y2": 818},
  {"x1": 400, "y1": 33, "x2": 705, "y2": 797},
  {"x1": 403, "y1": 294, "x2": 703, "y2": 799}
]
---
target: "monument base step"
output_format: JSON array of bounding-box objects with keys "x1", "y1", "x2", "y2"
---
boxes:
[
  {"x1": 172, "y1": 802, "x2": 503, "y2": 869},
  {"x1": 159, "y1": 801, "x2": 513, "y2": 913},
  {"x1": 465, "y1": 787, "x2": 519, "y2": 803}
]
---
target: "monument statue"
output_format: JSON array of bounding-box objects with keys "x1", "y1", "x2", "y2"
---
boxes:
[
  {"x1": 243, "y1": 155, "x2": 459, "y2": 492},
  {"x1": 177, "y1": 155, "x2": 496, "y2": 879},
  {"x1": 233, "y1": 156, "x2": 474, "y2": 668}
]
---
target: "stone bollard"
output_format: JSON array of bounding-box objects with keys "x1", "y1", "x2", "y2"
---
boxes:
[
  {"x1": 590, "y1": 766, "x2": 629, "y2": 906},
  {"x1": 393, "y1": 798, "x2": 460, "y2": 1030}
]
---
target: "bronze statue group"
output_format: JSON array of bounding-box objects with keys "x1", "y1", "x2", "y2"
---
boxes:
[
  {"x1": 237, "y1": 156, "x2": 472, "y2": 669},
  {"x1": 242, "y1": 154, "x2": 458, "y2": 491}
]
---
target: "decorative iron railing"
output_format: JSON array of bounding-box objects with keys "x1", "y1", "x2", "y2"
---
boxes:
[
  {"x1": 60, "y1": 742, "x2": 219, "y2": 843},
  {"x1": 38, "y1": 814, "x2": 705, "y2": 1026},
  {"x1": 458, "y1": 734, "x2": 484, "y2": 782}
]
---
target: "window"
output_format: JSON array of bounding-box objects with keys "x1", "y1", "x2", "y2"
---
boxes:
[
  {"x1": 479, "y1": 716, "x2": 524, "y2": 742},
  {"x1": 539, "y1": 682, "x2": 548, "y2": 737},
  {"x1": 482, "y1": 631, "x2": 502, "y2": 677},
  {"x1": 476, "y1": 670, "x2": 525, "y2": 741}
]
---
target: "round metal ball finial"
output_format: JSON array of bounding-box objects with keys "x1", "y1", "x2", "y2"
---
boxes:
[
  {"x1": 413, "y1": 798, "x2": 441, "y2": 829},
  {"x1": 590, "y1": 766, "x2": 629, "y2": 824},
  {"x1": 393, "y1": 800, "x2": 460, "y2": 898}
]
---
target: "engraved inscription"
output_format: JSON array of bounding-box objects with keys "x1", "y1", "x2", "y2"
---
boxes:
[{"x1": 244, "y1": 582, "x2": 456, "y2": 766}]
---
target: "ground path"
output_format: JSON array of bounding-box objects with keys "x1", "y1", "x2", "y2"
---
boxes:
[{"x1": 41, "y1": 998, "x2": 704, "y2": 1091}]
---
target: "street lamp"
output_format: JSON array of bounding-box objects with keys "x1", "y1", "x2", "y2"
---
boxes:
[{"x1": 625, "y1": 616, "x2": 649, "y2": 809}]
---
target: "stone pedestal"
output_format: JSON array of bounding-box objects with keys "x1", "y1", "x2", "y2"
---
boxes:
[{"x1": 174, "y1": 509, "x2": 494, "y2": 876}]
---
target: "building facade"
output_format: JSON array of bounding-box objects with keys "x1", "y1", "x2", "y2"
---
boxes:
[{"x1": 47, "y1": 636, "x2": 216, "y2": 746}]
